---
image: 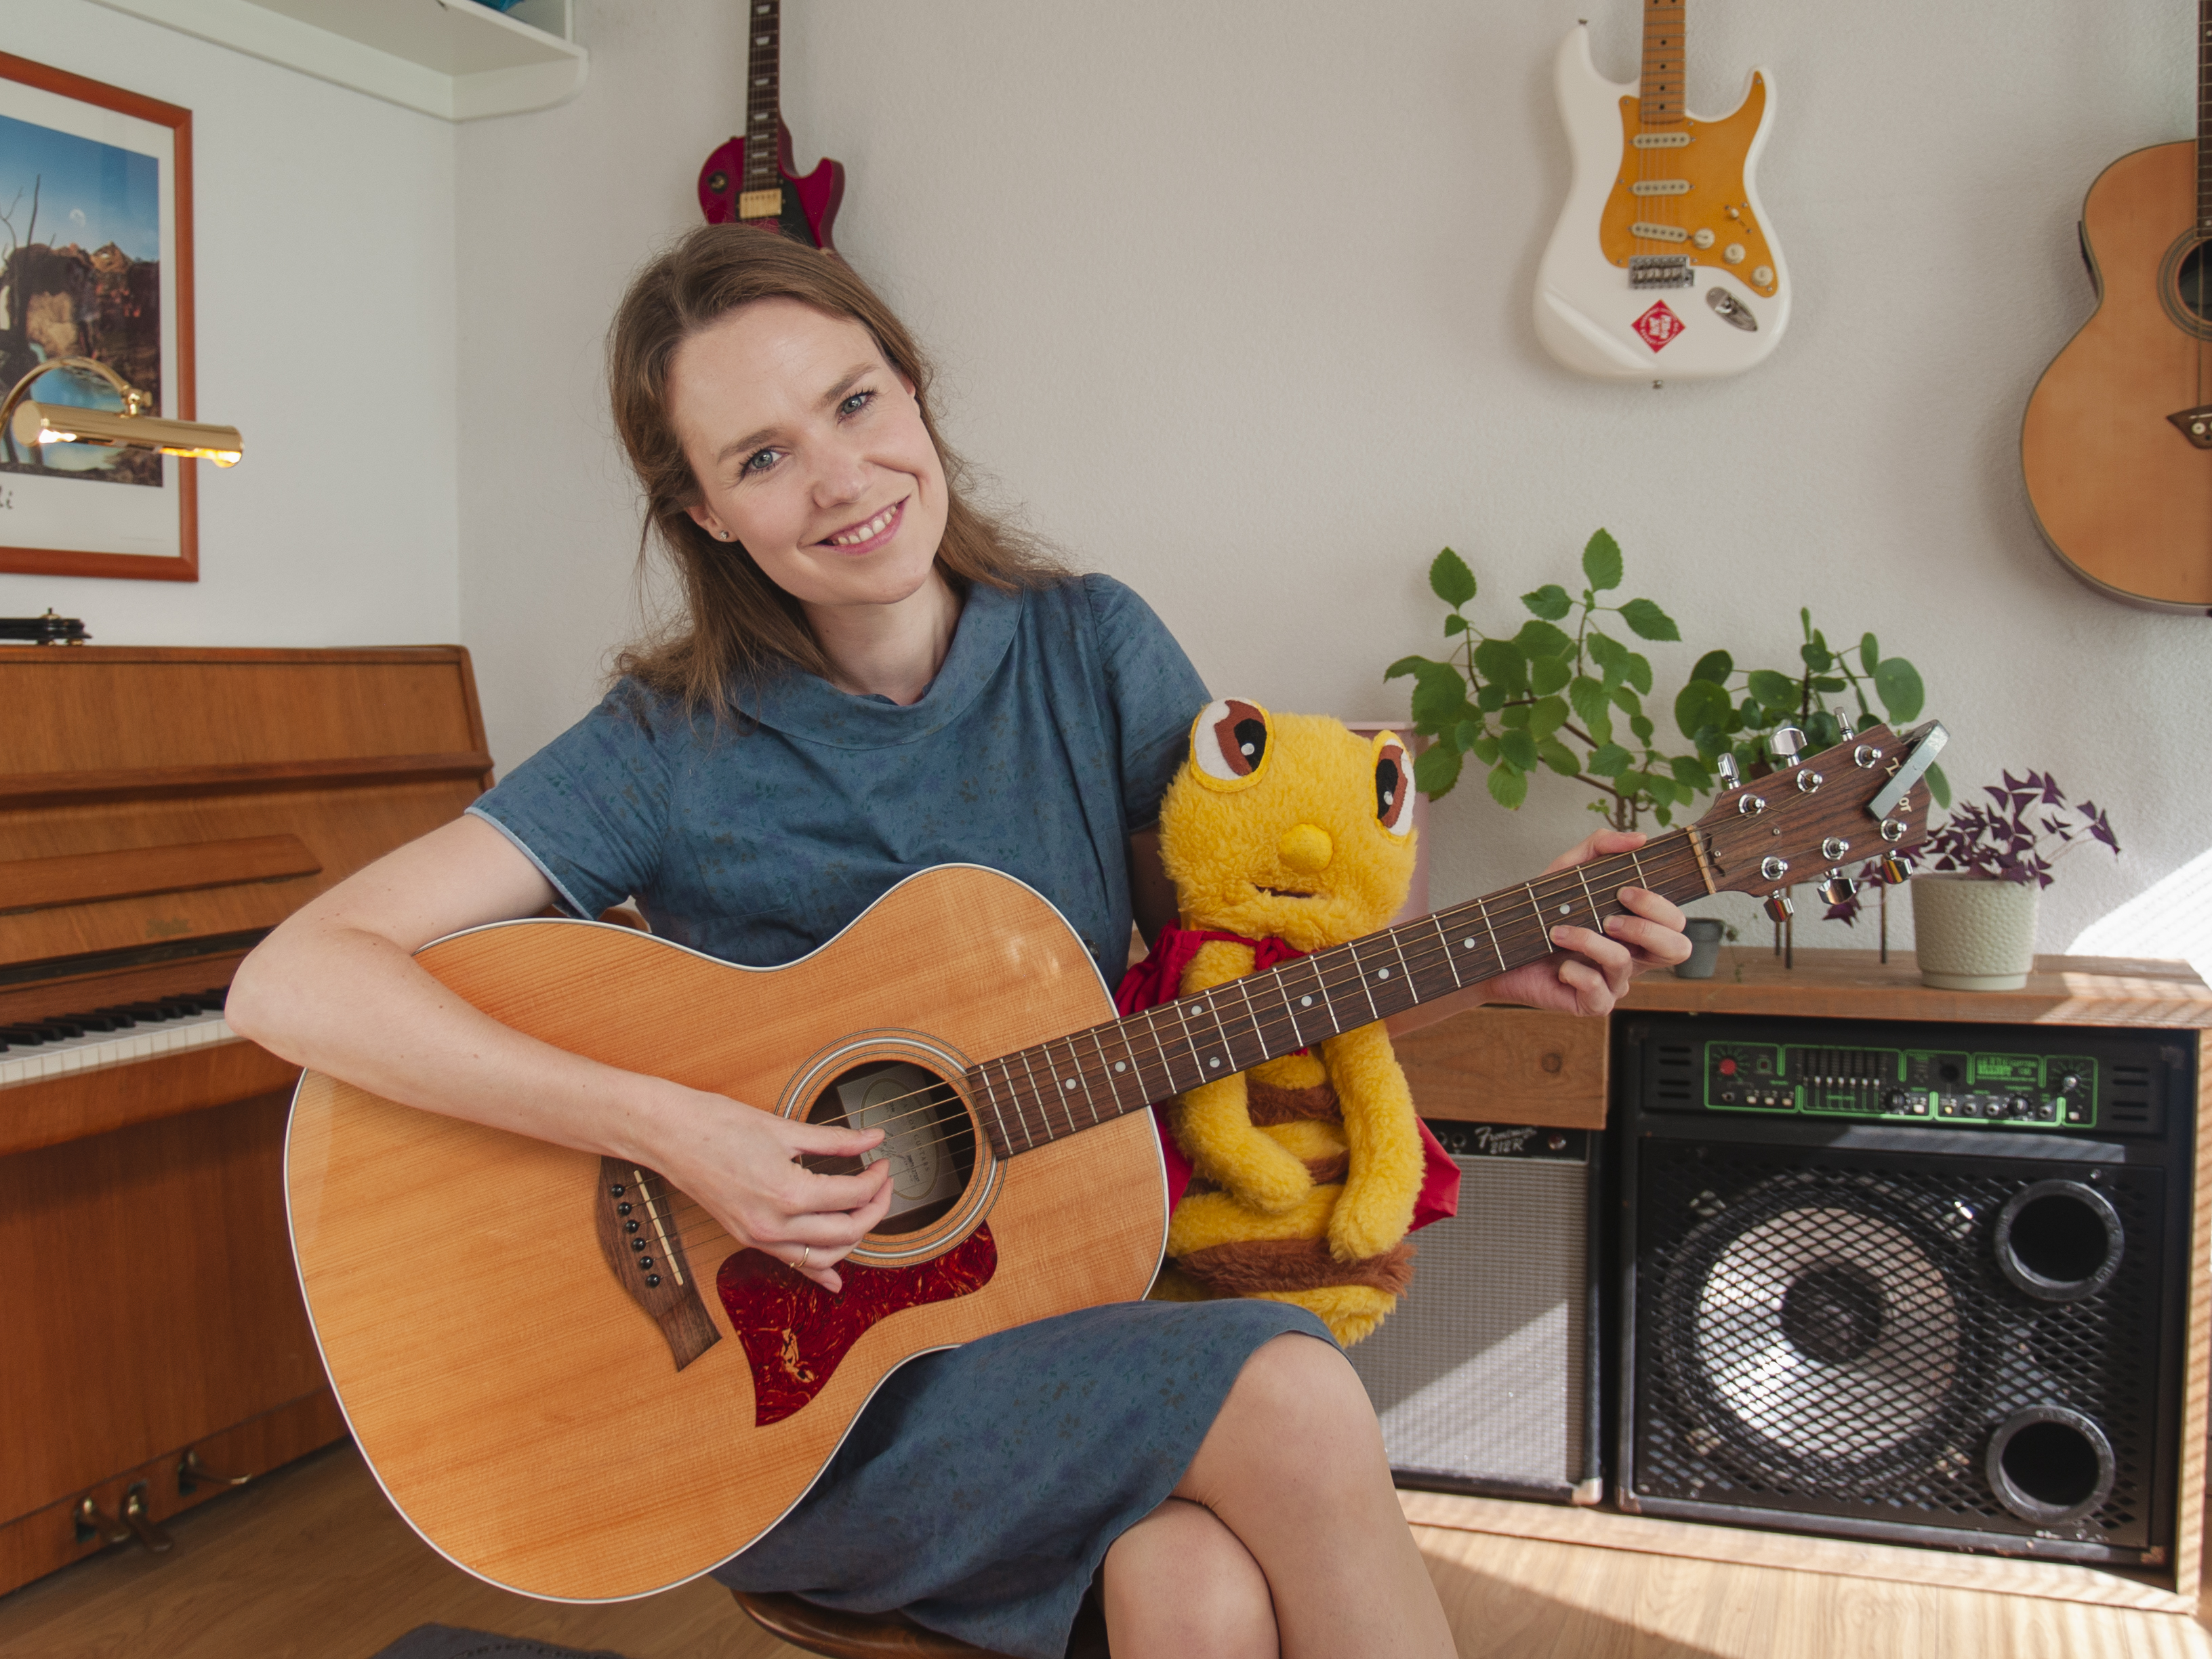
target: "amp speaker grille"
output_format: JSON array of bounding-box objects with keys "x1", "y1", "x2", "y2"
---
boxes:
[{"x1": 1349, "y1": 1136, "x2": 1590, "y2": 1497}]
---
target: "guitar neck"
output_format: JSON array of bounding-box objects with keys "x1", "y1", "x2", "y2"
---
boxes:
[
  {"x1": 2199, "y1": 0, "x2": 2211, "y2": 230},
  {"x1": 968, "y1": 827, "x2": 1715, "y2": 1159},
  {"x1": 1640, "y1": 0, "x2": 1687, "y2": 128},
  {"x1": 743, "y1": 0, "x2": 784, "y2": 192}
]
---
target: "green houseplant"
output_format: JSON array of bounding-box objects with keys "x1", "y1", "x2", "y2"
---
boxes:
[{"x1": 1385, "y1": 529, "x2": 1949, "y2": 832}]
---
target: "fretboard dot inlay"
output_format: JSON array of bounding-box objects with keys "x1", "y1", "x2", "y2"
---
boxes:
[
  {"x1": 1208, "y1": 1057, "x2": 1221, "y2": 1068},
  {"x1": 1300, "y1": 996, "x2": 1313, "y2": 1007},
  {"x1": 1376, "y1": 968, "x2": 1391, "y2": 979},
  {"x1": 1464, "y1": 938, "x2": 1476, "y2": 949},
  {"x1": 1114, "y1": 1061, "x2": 1126, "y2": 1072},
  {"x1": 1557, "y1": 904, "x2": 1570, "y2": 916},
  {"x1": 1063, "y1": 1078, "x2": 1077, "y2": 1090}
]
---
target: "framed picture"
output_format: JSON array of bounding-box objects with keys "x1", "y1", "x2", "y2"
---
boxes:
[{"x1": 0, "y1": 54, "x2": 195, "y2": 581}]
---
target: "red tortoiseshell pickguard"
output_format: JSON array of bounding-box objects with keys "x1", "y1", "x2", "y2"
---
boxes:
[{"x1": 716, "y1": 1226, "x2": 998, "y2": 1426}]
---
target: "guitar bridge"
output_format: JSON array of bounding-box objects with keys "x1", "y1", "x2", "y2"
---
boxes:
[
  {"x1": 1630, "y1": 254, "x2": 1694, "y2": 289},
  {"x1": 2167, "y1": 405, "x2": 2212, "y2": 449},
  {"x1": 595, "y1": 1158, "x2": 720, "y2": 1370}
]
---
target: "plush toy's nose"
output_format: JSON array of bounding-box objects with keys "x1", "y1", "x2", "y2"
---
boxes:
[{"x1": 1277, "y1": 823, "x2": 1334, "y2": 874}]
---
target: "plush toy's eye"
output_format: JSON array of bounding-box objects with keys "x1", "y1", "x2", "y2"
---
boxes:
[
  {"x1": 1190, "y1": 697, "x2": 1273, "y2": 791},
  {"x1": 1373, "y1": 732, "x2": 1413, "y2": 838}
]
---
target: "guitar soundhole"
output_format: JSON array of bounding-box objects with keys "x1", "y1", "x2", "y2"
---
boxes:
[
  {"x1": 806, "y1": 1059, "x2": 976, "y2": 1235},
  {"x1": 2178, "y1": 241, "x2": 2211, "y2": 325}
]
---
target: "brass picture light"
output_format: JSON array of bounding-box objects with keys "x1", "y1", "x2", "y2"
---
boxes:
[{"x1": 0, "y1": 356, "x2": 242, "y2": 468}]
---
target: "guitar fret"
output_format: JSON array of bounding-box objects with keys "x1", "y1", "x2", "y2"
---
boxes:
[
  {"x1": 1017, "y1": 1049, "x2": 1049, "y2": 1149},
  {"x1": 1202, "y1": 985, "x2": 1245, "y2": 1076},
  {"x1": 1345, "y1": 939, "x2": 1382, "y2": 1023},
  {"x1": 1573, "y1": 862, "x2": 1603, "y2": 930},
  {"x1": 1274, "y1": 969, "x2": 1309, "y2": 1049},
  {"x1": 996, "y1": 1056, "x2": 1030, "y2": 1153},
  {"x1": 975, "y1": 1065, "x2": 1015, "y2": 1156},
  {"x1": 1087, "y1": 1028, "x2": 1128, "y2": 1113},
  {"x1": 1308, "y1": 950, "x2": 1343, "y2": 1036},
  {"x1": 1063, "y1": 1036, "x2": 1102, "y2": 1128},
  {"x1": 1429, "y1": 915, "x2": 1465, "y2": 990},
  {"x1": 1231, "y1": 977, "x2": 1274, "y2": 1067}
]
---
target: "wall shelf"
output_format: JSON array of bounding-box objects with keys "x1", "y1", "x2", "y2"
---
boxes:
[{"x1": 85, "y1": 0, "x2": 587, "y2": 122}]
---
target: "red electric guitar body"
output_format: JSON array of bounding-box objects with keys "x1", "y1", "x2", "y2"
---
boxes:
[{"x1": 697, "y1": 1, "x2": 844, "y2": 251}]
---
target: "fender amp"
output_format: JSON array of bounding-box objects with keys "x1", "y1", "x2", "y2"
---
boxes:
[
  {"x1": 1615, "y1": 1013, "x2": 2194, "y2": 1565},
  {"x1": 1346, "y1": 1120, "x2": 1601, "y2": 1502}
]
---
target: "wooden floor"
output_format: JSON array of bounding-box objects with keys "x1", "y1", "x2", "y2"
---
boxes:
[{"x1": 3, "y1": 1443, "x2": 2211, "y2": 1658}]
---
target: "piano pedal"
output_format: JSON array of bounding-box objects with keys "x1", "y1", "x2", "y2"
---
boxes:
[
  {"x1": 176, "y1": 1448, "x2": 250, "y2": 1496},
  {"x1": 72, "y1": 1483, "x2": 173, "y2": 1553}
]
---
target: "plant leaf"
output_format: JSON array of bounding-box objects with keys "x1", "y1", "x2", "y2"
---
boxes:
[
  {"x1": 1476, "y1": 682, "x2": 1507, "y2": 712},
  {"x1": 1429, "y1": 546, "x2": 1477, "y2": 607},
  {"x1": 1414, "y1": 743, "x2": 1463, "y2": 798},
  {"x1": 1569, "y1": 675, "x2": 1614, "y2": 740},
  {"x1": 1690, "y1": 649, "x2": 1733, "y2": 684},
  {"x1": 1800, "y1": 638, "x2": 1833, "y2": 672},
  {"x1": 1472, "y1": 636, "x2": 1529, "y2": 692},
  {"x1": 1499, "y1": 729, "x2": 1540, "y2": 771},
  {"x1": 1582, "y1": 528, "x2": 1624, "y2": 592},
  {"x1": 1443, "y1": 614, "x2": 1467, "y2": 636},
  {"x1": 1925, "y1": 760, "x2": 1950, "y2": 808},
  {"x1": 1620, "y1": 597, "x2": 1680, "y2": 641},
  {"x1": 1539, "y1": 737, "x2": 1581, "y2": 776},
  {"x1": 1669, "y1": 754, "x2": 1713, "y2": 792},
  {"x1": 1675, "y1": 678, "x2": 1733, "y2": 740},
  {"x1": 1408, "y1": 663, "x2": 1471, "y2": 732},
  {"x1": 1624, "y1": 650, "x2": 1654, "y2": 695},
  {"x1": 1860, "y1": 632, "x2": 1880, "y2": 676},
  {"x1": 1611, "y1": 683, "x2": 1643, "y2": 716},
  {"x1": 1521, "y1": 583, "x2": 1572, "y2": 620},
  {"x1": 1873, "y1": 657, "x2": 1925, "y2": 723},
  {"x1": 1530, "y1": 654, "x2": 1572, "y2": 695},
  {"x1": 1529, "y1": 695, "x2": 1569, "y2": 739},
  {"x1": 1746, "y1": 668, "x2": 1799, "y2": 712},
  {"x1": 1514, "y1": 619, "x2": 1575, "y2": 659},
  {"x1": 1486, "y1": 761, "x2": 1529, "y2": 809},
  {"x1": 1587, "y1": 742, "x2": 1633, "y2": 777},
  {"x1": 1384, "y1": 654, "x2": 1437, "y2": 681},
  {"x1": 1630, "y1": 712, "x2": 1655, "y2": 743}
]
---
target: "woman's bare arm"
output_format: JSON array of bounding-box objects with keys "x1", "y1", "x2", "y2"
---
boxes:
[{"x1": 226, "y1": 815, "x2": 890, "y2": 1289}]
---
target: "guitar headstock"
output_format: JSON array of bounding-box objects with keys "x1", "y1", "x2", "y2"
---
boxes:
[{"x1": 1692, "y1": 720, "x2": 1948, "y2": 917}]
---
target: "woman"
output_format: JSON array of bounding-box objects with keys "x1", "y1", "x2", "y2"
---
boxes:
[{"x1": 228, "y1": 227, "x2": 1689, "y2": 1658}]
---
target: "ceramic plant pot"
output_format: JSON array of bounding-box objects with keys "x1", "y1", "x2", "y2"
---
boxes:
[
  {"x1": 1911, "y1": 874, "x2": 2040, "y2": 991},
  {"x1": 1674, "y1": 917, "x2": 1726, "y2": 979}
]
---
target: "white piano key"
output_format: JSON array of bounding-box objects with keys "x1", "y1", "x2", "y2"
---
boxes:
[{"x1": 0, "y1": 1012, "x2": 234, "y2": 1090}]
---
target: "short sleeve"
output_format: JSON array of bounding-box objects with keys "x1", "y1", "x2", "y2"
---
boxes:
[
  {"x1": 468, "y1": 684, "x2": 675, "y2": 920},
  {"x1": 1080, "y1": 574, "x2": 1209, "y2": 830}
]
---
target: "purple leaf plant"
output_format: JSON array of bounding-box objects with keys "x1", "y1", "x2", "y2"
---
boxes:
[{"x1": 1825, "y1": 770, "x2": 2120, "y2": 926}]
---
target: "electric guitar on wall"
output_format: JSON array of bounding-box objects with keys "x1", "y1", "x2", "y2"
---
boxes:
[
  {"x1": 1534, "y1": 0, "x2": 1790, "y2": 380},
  {"x1": 697, "y1": 0, "x2": 844, "y2": 250},
  {"x1": 2018, "y1": 0, "x2": 2212, "y2": 612},
  {"x1": 284, "y1": 721, "x2": 1944, "y2": 1601}
]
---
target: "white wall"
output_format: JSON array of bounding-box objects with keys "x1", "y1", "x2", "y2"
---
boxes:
[
  {"x1": 0, "y1": 1, "x2": 459, "y2": 648},
  {"x1": 455, "y1": 0, "x2": 2205, "y2": 957}
]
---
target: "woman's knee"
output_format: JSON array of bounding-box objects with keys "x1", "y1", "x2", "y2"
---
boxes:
[
  {"x1": 1103, "y1": 1498, "x2": 1275, "y2": 1659},
  {"x1": 1187, "y1": 1333, "x2": 1391, "y2": 1506}
]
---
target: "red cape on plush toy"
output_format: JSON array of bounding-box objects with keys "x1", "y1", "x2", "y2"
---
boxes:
[{"x1": 1116, "y1": 922, "x2": 1461, "y2": 1229}]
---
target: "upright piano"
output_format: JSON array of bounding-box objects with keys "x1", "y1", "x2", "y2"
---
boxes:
[{"x1": 0, "y1": 644, "x2": 493, "y2": 1595}]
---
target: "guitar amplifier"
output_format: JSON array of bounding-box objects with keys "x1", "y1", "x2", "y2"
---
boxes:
[
  {"x1": 1614, "y1": 1012, "x2": 2194, "y2": 1565},
  {"x1": 1346, "y1": 1120, "x2": 1602, "y2": 1503}
]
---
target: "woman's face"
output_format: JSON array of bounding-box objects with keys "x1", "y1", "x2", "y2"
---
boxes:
[{"x1": 669, "y1": 297, "x2": 949, "y2": 614}]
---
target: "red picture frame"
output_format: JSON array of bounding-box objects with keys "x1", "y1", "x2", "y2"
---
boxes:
[{"x1": 0, "y1": 52, "x2": 197, "y2": 581}]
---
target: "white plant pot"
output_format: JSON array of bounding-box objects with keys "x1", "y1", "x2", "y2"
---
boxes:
[{"x1": 1910, "y1": 875, "x2": 2040, "y2": 991}]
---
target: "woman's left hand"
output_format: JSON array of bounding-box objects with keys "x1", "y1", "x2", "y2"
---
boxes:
[{"x1": 1467, "y1": 829, "x2": 1692, "y2": 1019}]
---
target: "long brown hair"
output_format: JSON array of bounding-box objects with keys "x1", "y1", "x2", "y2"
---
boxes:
[{"x1": 607, "y1": 226, "x2": 1063, "y2": 716}]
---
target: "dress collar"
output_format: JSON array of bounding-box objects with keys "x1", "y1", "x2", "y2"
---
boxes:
[{"x1": 735, "y1": 581, "x2": 1023, "y2": 750}]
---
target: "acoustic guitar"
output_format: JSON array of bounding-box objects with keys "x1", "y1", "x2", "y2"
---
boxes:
[
  {"x1": 697, "y1": 0, "x2": 844, "y2": 250},
  {"x1": 1534, "y1": 0, "x2": 1790, "y2": 380},
  {"x1": 2019, "y1": 0, "x2": 2212, "y2": 612},
  {"x1": 284, "y1": 722, "x2": 1945, "y2": 1601}
]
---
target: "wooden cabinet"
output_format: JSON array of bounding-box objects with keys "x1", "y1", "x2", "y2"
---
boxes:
[{"x1": 1394, "y1": 1004, "x2": 1608, "y2": 1128}]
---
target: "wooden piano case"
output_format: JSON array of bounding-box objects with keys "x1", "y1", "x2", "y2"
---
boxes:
[{"x1": 0, "y1": 646, "x2": 493, "y2": 1596}]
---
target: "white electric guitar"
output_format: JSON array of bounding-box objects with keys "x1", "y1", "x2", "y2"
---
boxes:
[{"x1": 1534, "y1": 1, "x2": 1790, "y2": 381}]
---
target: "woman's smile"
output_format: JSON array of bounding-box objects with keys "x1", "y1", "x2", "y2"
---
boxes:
[{"x1": 820, "y1": 496, "x2": 907, "y2": 552}]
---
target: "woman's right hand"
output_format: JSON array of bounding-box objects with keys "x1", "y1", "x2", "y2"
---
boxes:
[{"x1": 638, "y1": 1080, "x2": 895, "y2": 1294}]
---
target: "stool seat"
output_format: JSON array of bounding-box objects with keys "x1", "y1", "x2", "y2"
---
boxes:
[{"x1": 730, "y1": 1587, "x2": 1110, "y2": 1658}]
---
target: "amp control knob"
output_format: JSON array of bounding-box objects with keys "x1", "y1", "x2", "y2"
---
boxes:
[
  {"x1": 1724, "y1": 243, "x2": 1746, "y2": 265},
  {"x1": 1692, "y1": 228, "x2": 1716, "y2": 249},
  {"x1": 1752, "y1": 264, "x2": 1774, "y2": 287}
]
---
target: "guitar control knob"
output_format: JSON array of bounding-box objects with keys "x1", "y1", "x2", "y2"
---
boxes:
[
  {"x1": 1753, "y1": 264, "x2": 1774, "y2": 287},
  {"x1": 1764, "y1": 892, "x2": 1795, "y2": 924},
  {"x1": 1724, "y1": 243, "x2": 1746, "y2": 264},
  {"x1": 1693, "y1": 228, "x2": 1716, "y2": 249}
]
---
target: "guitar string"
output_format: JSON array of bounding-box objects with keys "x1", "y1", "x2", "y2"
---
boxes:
[{"x1": 642, "y1": 843, "x2": 1711, "y2": 1251}]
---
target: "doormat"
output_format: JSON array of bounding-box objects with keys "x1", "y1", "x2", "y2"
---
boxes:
[{"x1": 368, "y1": 1628, "x2": 630, "y2": 1659}]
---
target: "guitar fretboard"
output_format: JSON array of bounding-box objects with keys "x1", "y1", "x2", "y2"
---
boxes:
[
  {"x1": 2198, "y1": 0, "x2": 2211, "y2": 228},
  {"x1": 1641, "y1": 0, "x2": 1687, "y2": 128},
  {"x1": 743, "y1": 0, "x2": 783, "y2": 192},
  {"x1": 965, "y1": 830, "x2": 1714, "y2": 1160}
]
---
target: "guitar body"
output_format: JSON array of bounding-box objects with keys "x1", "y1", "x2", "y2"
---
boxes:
[
  {"x1": 1534, "y1": 23, "x2": 1790, "y2": 380},
  {"x1": 284, "y1": 866, "x2": 1164, "y2": 1601},
  {"x1": 697, "y1": 120, "x2": 845, "y2": 251},
  {"x1": 2022, "y1": 141, "x2": 2212, "y2": 611}
]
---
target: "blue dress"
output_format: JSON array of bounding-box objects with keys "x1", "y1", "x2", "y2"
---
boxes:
[{"x1": 471, "y1": 575, "x2": 1334, "y2": 1658}]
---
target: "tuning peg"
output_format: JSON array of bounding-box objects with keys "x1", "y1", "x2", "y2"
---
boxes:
[
  {"x1": 1879, "y1": 853, "x2": 1910, "y2": 886},
  {"x1": 1819, "y1": 870, "x2": 1860, "y2": 906},
  {"x1": 1715, "y1": 752, "x2": 1740, "y2": 788},
  {"x1": 1835, "y1": 709, "x2": 1857, "y2": 739},
  {"x1": 1763, "y1": 892, "x2": 1795, "y2": 924},
  {"x1": 1768, "y1": 726, "x2": 1805, "y2": 767}
]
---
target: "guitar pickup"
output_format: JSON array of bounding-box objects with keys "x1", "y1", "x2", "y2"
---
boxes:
[{"x1": 1630, "y1": 255, "x2": 1694, "y2": 288}]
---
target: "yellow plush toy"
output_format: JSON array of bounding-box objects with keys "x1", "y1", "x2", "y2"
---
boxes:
[{"x1": 1124, "y1": 697, "x2": 1453, "y2": 1345}]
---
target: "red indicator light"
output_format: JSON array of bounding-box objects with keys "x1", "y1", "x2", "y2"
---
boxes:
[{"x1": 1719, "y1": 1057, "x2": 1738, "y2": 1077}]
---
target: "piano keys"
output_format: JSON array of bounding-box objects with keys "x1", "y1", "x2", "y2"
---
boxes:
[{"x1": 0, "y1": 644, "x2": 493, "y2": 1597}]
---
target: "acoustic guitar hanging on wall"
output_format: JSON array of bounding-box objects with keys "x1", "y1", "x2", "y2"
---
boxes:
[
  {"x1": 2019, "y1": 0, "x2": 2212, "y2": 613},
  {"x1": 697, "y1": 0, "x2": 844, "y2": 251}
]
